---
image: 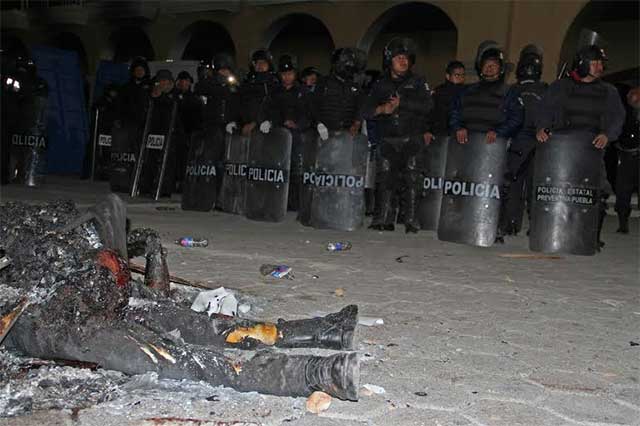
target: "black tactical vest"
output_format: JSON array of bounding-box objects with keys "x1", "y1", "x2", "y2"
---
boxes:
[
  {"x1": 512, "y1": 81, "x2": 547, "y2": 132},
  {"x1": 461, "y1": 81, "x2": 508, "y2": 132},
  {"x1": 561, "y1": 80, "x2": 607, "y2": 132},
  {"x1": 317, "y1": 76, "x2": 359, "y2": 130}
]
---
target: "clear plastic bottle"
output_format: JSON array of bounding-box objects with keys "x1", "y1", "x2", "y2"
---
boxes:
[
  {"x1": 326, "y1": 242, "x2": 352, "y2": 252},
  {"x1": 175, "y1": 237, "x2": 209, "y2": 248}
]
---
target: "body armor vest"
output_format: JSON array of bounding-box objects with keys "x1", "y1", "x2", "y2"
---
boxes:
[
  {"x1": 317, "y1": 76, "x2": 359, "y2": 130},
  {"x1": 512, "y1": 81, "x2": 547, "y2": 133},
  {"x1": 461, "y1": 81, "x2": 508, "y2": 132},
  {"x1": 561, "y1": 80, "x2": 607, "y2": 133}
]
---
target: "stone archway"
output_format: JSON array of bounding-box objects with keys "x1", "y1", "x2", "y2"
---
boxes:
[
  {"x1": 109, "y1": 26, "x2": 155, "y2": 63},
  {"x1": 52, "y1": 32, "x2": 89, "y2": 74},
  {"x1": 170, "y1": 20, "x2": 236, "y2": 62},
  {"x1": 264, "y1": 13, "x2": 335, "y2": 74}
]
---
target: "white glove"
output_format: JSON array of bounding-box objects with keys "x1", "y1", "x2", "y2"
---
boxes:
[
  {"x1": 225, "y1": 122, "x2": 237, "y2": 135},
  {"x1": 259, "y1": 120, "x2": 272, "y2": 134},
  {"x1": 317, "y1": 123, "x2": 329, "y2": 141}
]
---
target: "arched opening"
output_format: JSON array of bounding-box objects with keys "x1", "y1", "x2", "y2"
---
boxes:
[
  {"x1": 52, "y1": 32, "x2": 89, "y2": 74},
  {"x1": 109, "y1": 26, "x2": 155, "y2": 63},
  {"x1": 560, "y1": 0, "x2": 638, "y2": 81},
  {"x1": 1, "y1": 32, "x2": 29, "y2": 58},
  {"x1": 265, "y1": 13, "x2": 334, "y2": 74},
  {"x1": 172, "y1": 20, "x2": 235, "y2": 62},
  {"x1": 359, "y1": 2, "x2": 457, "y2": 80}
]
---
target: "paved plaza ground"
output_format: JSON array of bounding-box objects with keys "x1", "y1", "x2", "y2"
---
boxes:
[{"x1": 1, "y1": 177, "x2": 638, "y2": 426}]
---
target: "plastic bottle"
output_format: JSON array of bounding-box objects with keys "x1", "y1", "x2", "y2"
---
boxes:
[
  {"x1": 326, "y1": 242, "x2": 352, "y2": 252},
  {"x1": 259, "y1": 264, "x2": 293, "y2": 279},
  {"x1": 175, "y1": 237, "x2": 209, "y2": 248}
]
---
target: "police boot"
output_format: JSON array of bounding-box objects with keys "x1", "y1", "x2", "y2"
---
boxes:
[
  {"x1": 616, "y1": 209, "x2": 630, "y2": 234},
  {"x1": 403, "y1": 188, "x2": 420, "y2": 234},
  {"x1": 276, "y1": 305, "x2": 358, "y2": 350},
  {"x1": 235, "y1": 351, "x2": 360, "y2": 401},
  {"x1": 597, "y1": 208, "x2": 607, "y2": 251},
  {"x1": 369, "y1": 189, "x2": 394, "y2": 231}
]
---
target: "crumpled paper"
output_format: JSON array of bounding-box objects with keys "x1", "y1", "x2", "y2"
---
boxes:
[{"x1": 190, "y1": 287, "x2": 238, "y2": 317}]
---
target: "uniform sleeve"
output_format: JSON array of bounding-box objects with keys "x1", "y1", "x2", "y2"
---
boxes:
[
  {"x1": 448, "y1": 88, "x2": 465, "y2": 132},
  {"x1": 494, "y1": 86, "x2": 524, "y2": 138},
  {"x1": 604, "y1": 84, "x2": 626, "y2": 141},
  {"x1": 361, "y1": 83, "x2": 384, "y2": 120}
]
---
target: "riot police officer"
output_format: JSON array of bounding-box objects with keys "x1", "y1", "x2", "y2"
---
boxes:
[
  {"x1": 310, "y1": 47, "x2": 366, "y2": 139},
  {"x1": 424, "y1": 60, "x2": 466, "y2": 140},
  {"x1": 363, "y1": 38, "x2": 433, "y2": 233},
  {"x1": 535, "y1": 45, "x2": 625, "y2": 248},
  {"x1": 300, "y1": 66, "x2": 320, "y2": 93},
  {"x1": 267, "y1": 54, "x2": 312, "y2": 210},
  {"x1": 172, "y1": 70, "x2": 202, "y2": 191},
  {"x1": 237, "y1": 49, "x2": 279, "y2": 137},
  {"x1": 117, "y1": 57, "x2": 151, "y2": 127},
  {"x1": 614, "y1": 86, "x2": 639, "y2": 234},
  {"x1": 195, "y1": 53, "x2": 240, "y2": 134},
  {"x1": 499, "y1": 45, "x2": 548, "y2": 237}
]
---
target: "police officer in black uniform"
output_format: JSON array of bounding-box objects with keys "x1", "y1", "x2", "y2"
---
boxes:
[
  {"x1": 172, "y1": 70, "x2": 202, "y2": 191},
  {"x1": 499, "y1": 45, "x2": 548, "y2": 237},
  {"x1": 266, "y1": 54, "x2": 312, "y2": 210},
  {"x1": 364, "y1": 38, "x2": 433, "y2": 233},
  {"x1": 614, "y1": 86, "x2": 639, "y2": 234},
  {"x1": 310, "y1": 48, "x2": 366, "y2": 141},
  {"x1": 237, "y1": 49, "x2": 280, "y2": 137},
  {"x1": 195, "y1": 53, "x2": 240, "y2": 136},
  {"x1": 536, "y1": 45, "x2": 625, "y2": 248},
  {"x1": 424, "y1": 60, "x2": 466, "y2": 142},
  {"x1": 117, "y1": 57, "x2": 151, "y2": 128},
  {"x1": 300, "y1": 66, "x2": 320, "y2": 93}
]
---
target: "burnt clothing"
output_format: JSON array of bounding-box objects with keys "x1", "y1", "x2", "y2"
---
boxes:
[
  {"x1": 310, "y1": 75, "x2": 363, "y2": 131},
  {"x1": 363, "y1": 71, "x2": 433, "y2": 137},
  {"x1": 238, "y1": 71, "x2": 279, "y2": 125},
  {"x1": 510, "y1": 80, "x2": 547, "y2": 135},
  {"x1": 269, "y1": 82, "x2": 311, "y2": 130},
  {"x1": 536, "y1": 78, "x2": 625, "y2": 140},
  {"x1": 426, "y1": 80, "x2": 465, "y2": 135},
  {"x1": 194, "y1": 74, "x2": 240, "y2": 129},
  {"x1": 118, "y1": 78, "x2": 151, "y2": 126},
  {"x1": 450, "y1": 79, "x2": 523, "y2": 137}
]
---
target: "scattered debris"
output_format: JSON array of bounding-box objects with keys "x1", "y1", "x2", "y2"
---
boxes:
[
  {"x1": 498, "y1": 253, "x2": 563, "y2": 259},
  {"x1": 362, "y1": 384, "x2": 386, "y2": 395},
  {"x1": 630, "y1": 341, "x2": 639, "y2": 347},
  {"x1": 395, "y1": 255, "x2": 409, "y2": 263},
  {"x1": 225, "y1": 324, "x2": 278, "y2": 346},
  {"x1": 327, "y1": 242, "x2": 352, "y2": 252},
  {"x1": 129, "y1": 262, "x2": 210, "y2": 290},
  {"x1": 334, "y1": 288, "x2": 345, "y2": 297},
  {"x1": 311, "y1": 275, "x2": 319, "y2": 280},
  {"x1": 0, "y1": 249, "x2": 11, "y2": 271},
  {"x1": 238, "y1": 304, "x2": 251, "y2": 314},
  {"x1": 191, "y1": 287, "x2": 238, "y2": 317},
  {"x1": 306, "y1": 391, "x2": 332, "y2": 414},
  {"x1": 259, "y1": 264, "x2": 294, "y2": 280},
  {"x1": 175, "y1": 237, "x2": 209, "y2": 248},
  {"x1": 359, "y1": 316, "x2": 384, "y2": 327},
  {"x1": 414, "y1": 391, "x2": 428, "y2": 397}
]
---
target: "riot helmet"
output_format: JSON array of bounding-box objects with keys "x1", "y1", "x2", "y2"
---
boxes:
[
  {"x1": 475, "y1": 40, "x2": 505, "y2": 81},
  {"x1": 129, "y1": 56, "x2": 150, "y2": 81},
  {"x1": 250, "y1": 48, "x2": 273, "y2": 72},
  {"x1": 331, "y1": 47, "x2": 367, "y2": 80},
  {"x1": 177, "y1": 70, "x2": 193, "y2": 83},
  {"x1": 197, "y1": 60, "x2": 214, "y2": 81},
  {"x1": 516, "y1": 44, "x2": 543, "y2": 81},
  {"x1": 383, "y1": 37, "x2": 417, "y2": 70},
  {"x1": 278, "y1": 54, "x2": 297, "y2": 73},
  {"x1": 213, "y1": 53, "x2": 235, "y2": 72},
  {"x1": 573, "y1": 45, "x2": 607, "y2": 78}
]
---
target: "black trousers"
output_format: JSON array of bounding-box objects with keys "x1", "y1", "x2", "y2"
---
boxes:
[{"x1": 615, "y1": 150, "x2": 639, "y2": 214}]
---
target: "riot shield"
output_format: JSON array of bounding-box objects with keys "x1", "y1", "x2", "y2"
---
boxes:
[
  {"x1": 245, "y1": 127, "x2": 292, "y2": 222},
  {"x1": 288, "y1": 129, "x2": 313, "y2": 211},
  {"x1": 109, "y1": 122, "x2": 139, "y2": 193},
  {"x1": 8, "y1": 94, "x2": 48, "y2": 187},
  {"x1": 131, "y1": 98, "x2": 179, "y2": 199},
  {"x1": 309, "y1": 131, "x2": 368, "y2": 231},
  {"x1": 181, "y1": 128, "x2": 225, "y2": 212},
  {"x1": 529, "y1": 130, "x2": 601, "y2": 255},
  {"x1": 298, "y1": 130, "x2": 319, "y2": 226},
  {"x1": 437, "y1": 132, "x2": 507, "y2": 247},
  {"x1": 219, "y1": 133, "x2": 250, "y2": 215},
  {"x1": 417, "y1": 134, "x2": 449, "y2": 231},
  {"x1": 91, "y1": 106, "x2": 118, "y2": 181}
]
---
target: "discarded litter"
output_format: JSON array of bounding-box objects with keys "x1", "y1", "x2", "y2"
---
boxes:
[
  {"x1": 306, "y1": 391, "x2": 332, "y2": 413},
  {"x1": 238, "y1": 303, "x2": 251, "y2": 314},
  {"x1": 395, "y1": 255, "x2": 409, "y2": 263},
  {"x1": 260, "y1": 264, "x2": 294, "y2": 279},
  {"x1": 362, "y1": 384, "x2": 386, "y2": 395},
  {"x1": 312, "y1": 275, "x2": 319, "y2": 279},
  {"x1": 359, "y1": 316, "x2": 384, "y2": 327},
  {"x1": 190, "y1": 287, "x2": 238, "y2": 316},
  {"x1": 414, "y1": 391, "x2": 428, "y2": 397},
  {"x1": 334, "y1": 288, "x2": 345, "y2": 297},
  {"x1": 327, "y1": 242, "x2": 352, "y2": 252},
  {"x1": 630, "y1": 341, "x2": 639, "y2": 347},
  {"x1": 0, "y1": 249, "x2": 11, "y2": 271},
  {"x1": 175, "y1": 237, "x2": 209, "y2": 248}
]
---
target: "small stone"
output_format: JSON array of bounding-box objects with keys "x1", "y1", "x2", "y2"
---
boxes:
[{"x1": 306, "y1": 391, "x2": 332, "y2": 414}]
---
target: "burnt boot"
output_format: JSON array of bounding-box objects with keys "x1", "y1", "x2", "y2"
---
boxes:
[
  {"x1": 616, "y1": 210, "x2": 630, "y2": 234},
  {"x1": 234, "y1": 351, "x2": 360, "y2": 401},
  {"x1": 276, "y1": 305, "x2": 358, "y2": 350}
]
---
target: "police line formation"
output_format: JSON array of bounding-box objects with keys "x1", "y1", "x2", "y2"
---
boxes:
[{"x1": 3, "y1": 37, "x2": 638, "y2": 257}]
